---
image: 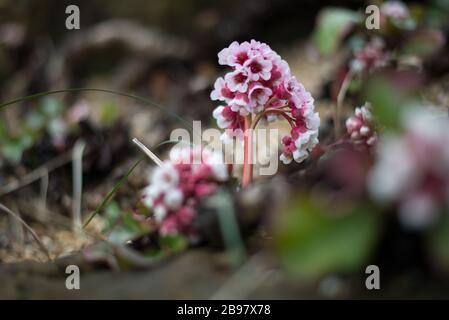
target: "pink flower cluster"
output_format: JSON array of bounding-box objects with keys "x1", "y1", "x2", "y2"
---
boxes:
[
  {"x1": 142, "y1": 147, "x2": 228, "y2": 236},
  {"x1": 368, "y1": 108, "x2": 449, "y2": 229},
  {"x1": 350, "y1": 38, "x2": 390, "y2": 73},
  {"x1": 211, "y1": 40, "x2": 320, "y2": 164},
  {"x1": 346, "y1": 103, "x2": 377, "y2": 148},
  {"x1": 381, "y1": 1, "x2": 410, "y2": 20}
]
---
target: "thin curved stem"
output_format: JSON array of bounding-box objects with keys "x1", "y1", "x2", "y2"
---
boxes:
[
  {"x1": 241, "y1": 108, "x2": 295, "y2": 187},
  {"x1": 0, "y1": 88, "x2": 192, "y2": 130},
  {"x1": 251, "y1": 107, "x2": 294, "y2": 131},
  {"x1": 0, "y1": 203, "x2": 52, "y2": 261}
]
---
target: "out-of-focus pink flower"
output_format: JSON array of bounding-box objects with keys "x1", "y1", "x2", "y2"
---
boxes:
[
  {"x1": 69, "y1": 100, "x2": 90, "y2": 123},
  {"x1": 350, "y1": 38, "x2": 390, "y2": 73},
  {"x1": 381, "y1": 1, "x2": 410, "y2": 20},
  {"x1": 368, "y1": 108, "x2": 449, "y2": 229},
  {"x1": 346, "y1": 103, "x2": 377, "y2": 148},
  {"x1": 212, "y1": 40, "x2": 320, "y2": 164},
  {"x1": 142, "y1": 146, "x2": 228, "y2": 236}
]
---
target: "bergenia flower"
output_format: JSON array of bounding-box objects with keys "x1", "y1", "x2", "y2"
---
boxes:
[
  {"x1": 381, "y1": 1, "x2": 410, "y2": 20},
  {"x1": 218, "y1": 41, "x2": 252, "y2": 67},
  {"x1": 350, "y1": 38, "x2": 390, "y2": 73},
  {"x1": 346, "y1": 103, "x2": 377, "y2": 148},
  {"x1": 244, "y1": 55, "x2": 273, "y2": 81},
  {"x1": 212, "y1": 105, "x2": 245, "y2": 143},
  {"x1": 142, "y1": 146, "x2": 228, "y2": 236},
  {"x1": 210, "y1": 77, "x2": 235, "y2": 102},
  {"x1": 225, "y1": 68, "x2": 250, "y2": 93},
  {"x1": 368, "y1": 108, "x2": 449, "y2": 229},
  {"x1": 211, "y1": 40, "x2": 320, "y2": 165}
]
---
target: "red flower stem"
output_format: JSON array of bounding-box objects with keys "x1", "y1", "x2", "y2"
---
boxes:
[
  {"x1": 251, "y1": 108, "x2": 295, "y2": 130},
  {"x1": 241, "y1": 107, "x2": 294, "y2": 188},
  {"x1": 242, "y1": 115, "x2": 253, "y2": 188}
]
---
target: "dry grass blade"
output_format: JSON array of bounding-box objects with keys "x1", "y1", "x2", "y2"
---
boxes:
[
  {"x1": 132, "y1": 138, "x2": 163, "y2": 167},
  {"x1": 0, "y1": 203, "x2": 52, "y2": 261},
  {"x1": 0, "y1": 150, "x2": 74, "y2": 196},
  {"x1": 72, "y1": 140, "x2": 86, "y2": 232}
]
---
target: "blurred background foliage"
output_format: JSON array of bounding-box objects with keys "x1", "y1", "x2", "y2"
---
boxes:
[{"x1": 1, "y1": 0, "x2": 449, "y2": 299}]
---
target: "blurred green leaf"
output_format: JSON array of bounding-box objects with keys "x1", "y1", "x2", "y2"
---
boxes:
[
  {"x1": 103, "y1": 200, "x2": 150, "y2": 245},
  {"x1": 0, "y1": 97, "x2": 65, "y2": 166},
  {"x1": 313, "y1": 8, "x2": 361, "y2": 55},
  {"x1": 427, "y1": 212, "x2": 449, "y2": 274},
  {"x1": 107, "y1": 212, "x2": 147, "y2": 245},
  {"x1": 122, "y1": 212, "x2": 142, "y2": 233},
  {"x1": 365, "y1": 77, "x2": 410, "y2": 131},
  {"x1": 26, "y1": 112, "x2": 46, "y2": 130},
  {"x1": 0, "y1": 121, "x2": 7, "y2": 140},
  {"x1": 425, "y1": 0, "x2": 449, "y2": 26},
  {"x1": 204, "y1": 188, "x2": 246, "y2": 268},
  {"x1": 107, "y1": 226, "x2": 138, "y2": 245},
  {"x1": 2, "y1": 134, "x2": 33, "y2": 163},
  {"x1": 100, "y1": 102, "x2": 119, "y2": 126},
  {"x1": 391, "y1": 17, "x2": 417, "y2": 31},
  {"x1": 275, "y1": 196, "x2": 381, "y2": 278},
  {"x1": 159, "y1": 235, "x2": 188, "y2": 254},
  {"x1": 41, "y1": 97, "x2": 63, "y2": 117},
  {"x1": 19, "y1": 134, "x2": 33, "y2": 149},
  {"x1": 2, "y1": 140, "x2": 25, "y2": 163},
  {"x1": 401, "y1": 29, "x2": 444, "y2": 57},
  {"x1": 103, "y1": 202, "x2": 121, "y2": 231},
  {"x1": 347, "y1": 34, "x2": 366, "y2": 52}
]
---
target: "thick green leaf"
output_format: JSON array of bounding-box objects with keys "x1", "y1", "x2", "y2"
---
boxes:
[
  {"x1": 107, "y1": 226, "x2": 139, "y2": 245},
  {"x1": 401, "y1": 29, "x2": 444, "y2": 58},
  {"x1": 204, "y1": 189, "x2": 246, "y2": 268},
  {"x1": 427, "y1": 212, "x2": 449, "y2": 274},
  {"x1": 275, "y1": 196, "x2": 381, "y2": 278},
  {"x1": 103, "y1": 202, "x2": 121, "y2": 231},
  {"x1": 365, "y1": 76, "x2": 413, "y2": 131},
  {"x1": 313, "y1": 8, "x2": 361, "y2": 55},
  {"x1": 107, "y1": 212, "x2": 147, "y2": 245}
]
